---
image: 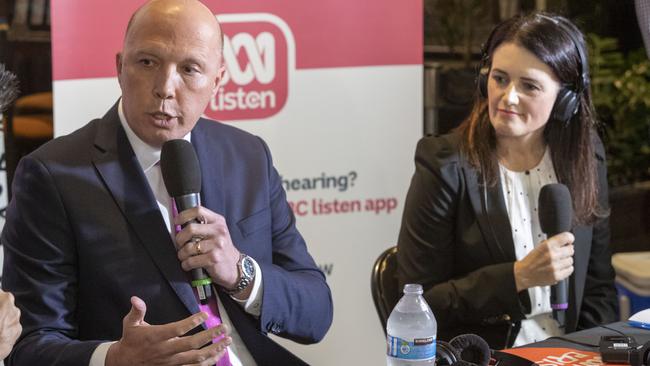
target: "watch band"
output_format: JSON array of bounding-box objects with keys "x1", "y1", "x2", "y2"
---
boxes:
[{"x1": 226, "y1": 253, "x2": 254, "y2": 296}]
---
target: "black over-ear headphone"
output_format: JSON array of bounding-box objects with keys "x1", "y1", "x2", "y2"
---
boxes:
[
  {"x1": 477, "y1": 14, "x2": 589, "y2": 125},
  {"x1": 436, "y1": 334, "x2": 492, "y2": 366}
]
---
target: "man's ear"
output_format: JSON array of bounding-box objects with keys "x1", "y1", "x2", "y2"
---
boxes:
[
  {"x1": 212, "y1": 64, "x2": 226, "y2": 97},
  {"x1": 116, "y1": 53, "x2": 123, "y2": 83}
]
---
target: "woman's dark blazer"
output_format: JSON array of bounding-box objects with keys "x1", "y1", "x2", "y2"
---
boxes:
[{"x1": 396, "y1": 131, "x2": 618, "y2": 349}]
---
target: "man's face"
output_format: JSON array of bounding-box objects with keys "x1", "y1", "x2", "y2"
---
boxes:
[{"x1": 116, "y1": 11, "x2": 224, "y2": 147}]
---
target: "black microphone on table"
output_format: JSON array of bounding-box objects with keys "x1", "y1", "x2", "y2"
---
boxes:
[
  {"x1": 538, "y1": 183, "x2": 573, "y2": 328},
  {"x1": 161, "y1": 139, "x2": 212, "y2": 305}
]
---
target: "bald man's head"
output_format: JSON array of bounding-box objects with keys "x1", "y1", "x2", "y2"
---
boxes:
[
  {"x1": 115, "y1": 0, "x2": 226, "y2": 147},
  {"x1": 124, "y1": 0, "x2": 224, "y2": 56}
]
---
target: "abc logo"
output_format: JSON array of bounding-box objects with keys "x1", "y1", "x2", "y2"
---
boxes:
[{"x1": 206, "y1": 14, "x2": 294, "y2": 121}]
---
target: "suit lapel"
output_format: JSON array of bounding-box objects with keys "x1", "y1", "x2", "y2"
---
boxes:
[
  {"x1": 463, "y1": 165, "x2": 516, "y2": 262},
  {"x1": 91, "y1": 105, "x2": 200, "y2": 316},
  {"x1": 192, "y1": 120, "x2": 225, "y2": 216}
]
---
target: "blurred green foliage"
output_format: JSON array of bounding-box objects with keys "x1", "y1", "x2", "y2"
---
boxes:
[{"x1": 589, "y1": 34, "x2": 650, "y2": 187}]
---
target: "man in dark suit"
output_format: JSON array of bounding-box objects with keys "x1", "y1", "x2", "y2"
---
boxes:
[{"x1": 1, "y1": 1, "x2": 333, "y2": 365}]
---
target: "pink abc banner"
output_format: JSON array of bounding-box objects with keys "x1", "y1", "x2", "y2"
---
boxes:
[{"x1": 51, "y1": 0, "x2": 422, "y2": 122}]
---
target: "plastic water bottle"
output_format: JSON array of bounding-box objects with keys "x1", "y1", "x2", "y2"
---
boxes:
[{"x1": 386, "y1": 284, "x2": 437, "y2": 365}]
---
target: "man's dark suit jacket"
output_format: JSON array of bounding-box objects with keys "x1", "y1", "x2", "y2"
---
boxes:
[
  {"x1": 397, "y1": 131, "x2": 617, "y2": 349},
  {"x1": 1, "y1": 104, "x2": 333, "y2": 365}
]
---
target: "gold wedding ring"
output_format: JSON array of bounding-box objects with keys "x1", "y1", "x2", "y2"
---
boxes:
[{"x1": 192, "y1": 236, "x2": 203, "y2": 255}]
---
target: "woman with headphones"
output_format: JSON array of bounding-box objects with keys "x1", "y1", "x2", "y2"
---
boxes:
[{"x1": 397, "y1": 12, "x2": 618, "y2": 349}]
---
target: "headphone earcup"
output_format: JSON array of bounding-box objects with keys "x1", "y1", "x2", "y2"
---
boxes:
[
  {"x1": 450, "y1": 334, "x2": 492, "y2": 366},
  {"x1": 551, "y1": 87, "x2": 579, "y2": 125},
  {"x1": 436, "y1": 340, "x2": 462, "y2": 366}
]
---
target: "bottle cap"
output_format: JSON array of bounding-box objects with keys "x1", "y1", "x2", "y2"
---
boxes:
[{"x1": 403, "y1": 283, "x2": 423, "y2": 294}]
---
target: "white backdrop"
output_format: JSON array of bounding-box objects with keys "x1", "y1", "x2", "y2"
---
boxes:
[{"x1": 49, "y1": 2, "x2": 423, "y2": 365}]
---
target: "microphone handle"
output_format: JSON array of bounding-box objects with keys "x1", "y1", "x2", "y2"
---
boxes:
[
  {"x1": 551, "y1": 278, "x2": 568, "y2": 328},
  {"x1": 175, "y1": 194, "x2": 213, "y2": 305}
]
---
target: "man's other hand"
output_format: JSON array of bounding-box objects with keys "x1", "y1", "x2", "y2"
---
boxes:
[{"x1": 106, "y1": 296, "x2": 231, "y2": 366}]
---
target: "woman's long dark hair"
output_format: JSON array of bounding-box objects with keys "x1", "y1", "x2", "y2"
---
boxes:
[{"x1": 457, "y1": 12, "x2": 606, "y2": 225}]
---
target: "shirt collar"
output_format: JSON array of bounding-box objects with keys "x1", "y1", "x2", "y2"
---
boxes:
[{"x1": 118, "y1": 99, "x2": 191, "y2": 172}]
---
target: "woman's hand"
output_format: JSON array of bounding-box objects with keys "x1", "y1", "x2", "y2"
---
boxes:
[{"x1": 514, "y1": 232, "x2": 575, "y2": 292}]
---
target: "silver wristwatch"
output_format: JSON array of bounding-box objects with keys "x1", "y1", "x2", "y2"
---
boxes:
[{"x1": 227, "y1": 253, "x2": 255, "y2": 295}]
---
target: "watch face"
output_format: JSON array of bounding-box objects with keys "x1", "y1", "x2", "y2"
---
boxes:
[{"x1": 242, "y1": 256, "x2": 255, "y2": 278}]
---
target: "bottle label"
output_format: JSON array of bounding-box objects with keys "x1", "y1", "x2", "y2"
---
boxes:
[{"x1": 387, "y1": 334, "x2": 436, "y2": 360}]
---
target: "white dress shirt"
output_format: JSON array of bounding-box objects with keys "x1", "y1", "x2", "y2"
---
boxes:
[
  {"x1": 498, "y1": 147, "x2": 565, "y2": 346},
  {"x1": 89, "y1": 100, "x2": 261, "y2": 365}
]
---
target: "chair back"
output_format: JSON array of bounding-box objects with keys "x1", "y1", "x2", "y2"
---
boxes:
[{"x1": 371, "y1": 245, "x2": 400, "y2": 335}]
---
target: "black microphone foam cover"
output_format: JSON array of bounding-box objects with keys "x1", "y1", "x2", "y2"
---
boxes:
[
  {"x1": 538, "y1": 183, "x2": 573, "y2": 235},
  {"x1": 160, "y1": 139, "x2": 202, "y2": 196}
]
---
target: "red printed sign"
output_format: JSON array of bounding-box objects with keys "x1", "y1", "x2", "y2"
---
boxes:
[
  {"x1": 209, "y1": 14, "x2": 292, "y2": 121},
  {"x1": 503, "y1": 347, "x2": 604, "y2": 365},
  {"x1": 51, "y1": 1, "x2": 421, "y2": 122},
  {"x1": 51, "y1": 0, "x2": 421, "y2": 80}
]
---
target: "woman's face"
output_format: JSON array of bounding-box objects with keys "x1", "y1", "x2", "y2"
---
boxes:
[{"x1": 487, "y1": 42, "x2": 562, "y2": 142}]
